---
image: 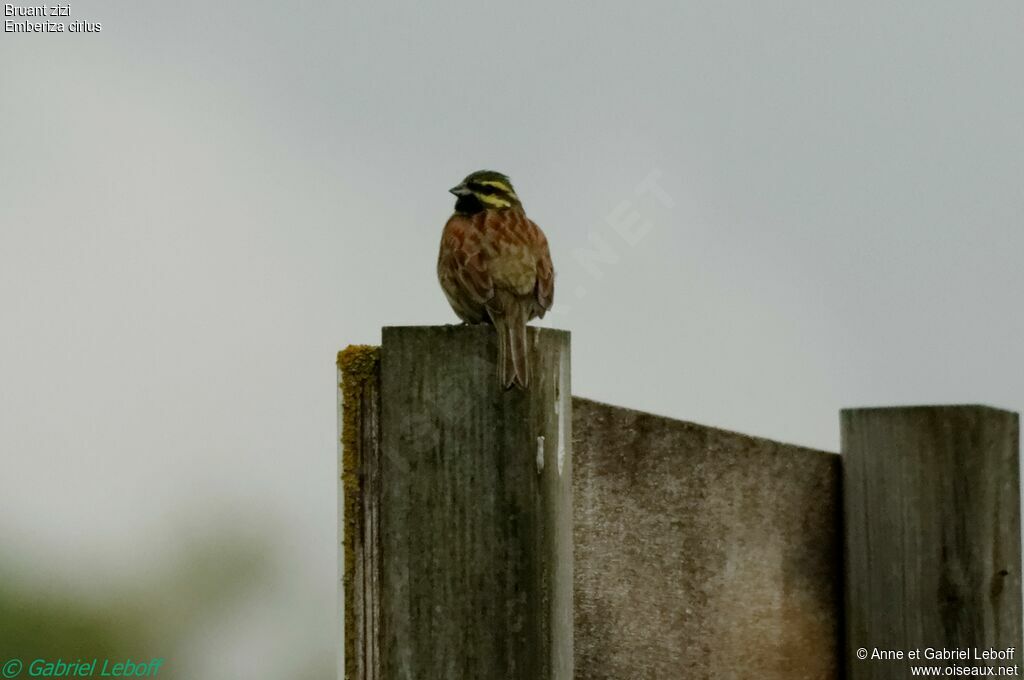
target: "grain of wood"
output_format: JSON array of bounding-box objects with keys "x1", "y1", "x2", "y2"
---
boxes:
[
  {"x1": 340, "y1": 325, "x2": 573, "y2": 680},
  {"x1": 338, "y1": 345, "x2": 382, "y2": 680},
  {"x1": 842, "y1": 406, "x2": 1021, "y2": 679}
]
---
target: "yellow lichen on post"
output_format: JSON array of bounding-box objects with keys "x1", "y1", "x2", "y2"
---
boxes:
[
  {"x1": 337, "y1": 344, "x2": 380, "y2": 680},
  {"x1": 338, "y1": 344, "x2": 380, "y2": 459}
]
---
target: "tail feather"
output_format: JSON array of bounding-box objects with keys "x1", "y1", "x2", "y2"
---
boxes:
[
  {"x1": 493, "y1": 315, "x2": 514, "y2": 389},
  {"x1": 487, "y1": 302, "x2": 530, "y2": 390},
  {"x1": 506, "y1": 315, "x2": 529, "y2": 389}
]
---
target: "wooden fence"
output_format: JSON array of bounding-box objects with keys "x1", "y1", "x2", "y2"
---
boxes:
[{"x1": 338, "y1": 326, "x2": 1021, "y2": 679}]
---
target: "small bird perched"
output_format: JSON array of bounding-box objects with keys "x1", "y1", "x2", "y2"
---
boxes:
[{"x1": 437, "y1": 170, "x2": 555, "y2": 389}]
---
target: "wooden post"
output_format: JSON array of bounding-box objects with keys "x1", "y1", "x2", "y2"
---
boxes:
[
  {"x1": 339, "y1": 325, "x2": 573, "y2": 680},
  {"x1": 842, "y1": 406, "x2": 1022, "y2": 679},
  {"x1": 338, "y1": 344, "x2": 382, "y2": 680}
]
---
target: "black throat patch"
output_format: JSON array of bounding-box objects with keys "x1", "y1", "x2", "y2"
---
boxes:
[{"x1": 454, "y1": 193, "x2": 486, "y2": 214}]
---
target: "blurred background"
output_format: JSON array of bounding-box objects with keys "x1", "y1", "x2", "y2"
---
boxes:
[{"x1": 1, "y1": 1, "x2": 1022, "y2": 677}]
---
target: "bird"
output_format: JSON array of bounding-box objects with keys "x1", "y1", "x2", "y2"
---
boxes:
[{"x1": 437, "y1": 170, "x2": 555, "y2": 389}]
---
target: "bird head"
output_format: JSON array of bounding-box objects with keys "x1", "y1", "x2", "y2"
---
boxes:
[{"x1": 449, "y1": 170, "x2": 521, "y2": 214}]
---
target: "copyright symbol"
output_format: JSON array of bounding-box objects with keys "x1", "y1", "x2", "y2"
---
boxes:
[
  {"x1": 856, "y1": 648, "x2": 868, "y2": 660},
  {"x1": 2, "y1": 659, "x2": 22, "y2": 678}
]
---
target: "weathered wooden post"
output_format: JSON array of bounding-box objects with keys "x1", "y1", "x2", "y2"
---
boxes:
[
  {"x1": 843, "y1": 406, "x2": 1021, "y2": 679},
  {"x1": 339, "y1": 325, "x2": 573, "y2": 680}
]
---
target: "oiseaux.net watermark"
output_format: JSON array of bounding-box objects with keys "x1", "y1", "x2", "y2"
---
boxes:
[
  {"x1": 856, "y1": 646, "x2": 1019, "y2": 676},
  {"x1": 550, "y1": 168, "x2": 675, "y2": 320},
  {"x1": 1, "y1": 658, "x2": 164, "y2": 678}
]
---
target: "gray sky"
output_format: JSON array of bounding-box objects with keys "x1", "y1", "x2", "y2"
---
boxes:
[{"x1": 2, "y1": 0, "x2": 1022, "y2": 675}]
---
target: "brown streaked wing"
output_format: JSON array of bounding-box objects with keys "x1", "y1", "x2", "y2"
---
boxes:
[
  {"x1": 440, "y1": 213, "x2": 493, "y2": 305},
  {"x1": 530, "y1": 219, "x2": 555, "y2": 314}
]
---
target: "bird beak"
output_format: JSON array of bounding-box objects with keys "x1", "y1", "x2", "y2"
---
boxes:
[{"x1": 449, "y1": 183, "x2": 472, "y2": 197}]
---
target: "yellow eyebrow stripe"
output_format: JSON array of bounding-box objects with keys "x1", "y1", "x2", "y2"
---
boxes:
[
  {"x1": 477, "y1": 180, "x2": 510, "y2": 191},
  {"x1": 477, "y1": 179, "x2": 518, "y2": 199}
]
